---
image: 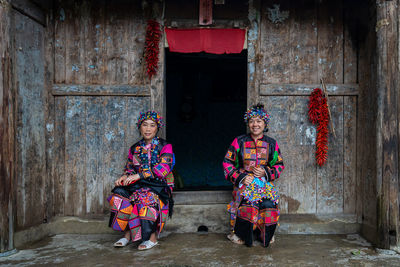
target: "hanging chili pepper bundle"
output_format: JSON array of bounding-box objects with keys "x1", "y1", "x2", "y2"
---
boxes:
[
  {"x1": 308, "y1": 88, "x2": 330, "y2": 166},
  {"x1": 145, "y1": 20, "x2": 161, "y2": 79}
]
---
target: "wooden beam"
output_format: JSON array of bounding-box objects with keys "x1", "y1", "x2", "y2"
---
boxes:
[
  {"x1": 52, "y1": 84, "x2": 151, "y2": 96},
  {"x1": 259, "y1": 83, "x2": 359, "y2": 96},
  {"x1": 375, "y1": 0, "x2": 399, "y2": 249},
  {"x1": 0, "y1": 1, "x2": 16, "y2": 253}
]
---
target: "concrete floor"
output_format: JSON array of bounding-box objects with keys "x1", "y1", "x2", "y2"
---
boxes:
[{"x1": 1, "y1": 233, "x2": 400, "y2": 267}]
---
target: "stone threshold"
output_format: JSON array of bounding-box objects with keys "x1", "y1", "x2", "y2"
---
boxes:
[{"x1": 14, "y1": 213, "x2": 360, "y2": 249}]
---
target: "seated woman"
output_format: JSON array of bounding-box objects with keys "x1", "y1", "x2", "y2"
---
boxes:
[
  {"x1": 223, "y1": 104, "x2": 284, "y2": 247},
  {"x1": 108, "y1": 110, "x2": 174, "y2": 250}
]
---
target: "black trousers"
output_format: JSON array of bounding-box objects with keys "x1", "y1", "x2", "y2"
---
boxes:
[{"x1": 234, "y1": 198, "x2": 277, "y2": 247}]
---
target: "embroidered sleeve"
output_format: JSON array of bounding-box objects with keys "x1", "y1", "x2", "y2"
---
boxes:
[
  {"x1": 152, "y1": 144, "x2": 175, "y2": 180},
  {"x1": 266, "y1": 141, "x2": 284, "y2": 181},
  {"x1": 138, "y1": 144, "x2": 175, "y2": 186},
  {"x1": 222, "y1": 138, "x2": 247, "y2": 187},
  {"x1": 123, "y1": 148, "x2": 136, "y2": 175}
]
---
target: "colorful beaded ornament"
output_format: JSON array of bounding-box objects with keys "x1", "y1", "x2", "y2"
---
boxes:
[
  {"x1": 240, "y1": 177, "x2": 279, "y2": 206},
  {"x1": 243, "y1": 105, "x2": 270, "y2": 128},
  {"x1": 136, "y1": 110, "x2": 164, "y2": 129}
]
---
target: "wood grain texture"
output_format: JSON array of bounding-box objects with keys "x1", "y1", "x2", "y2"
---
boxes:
[
  {"x1": 14, "y1": 11, "x2": 47, "y2": 228},
  {"x1": 343, "y1": 96, "x2": 357, "y2": 214},
  {"x1": 316, "y1": 97, "x2": 344, "y2": 213},
  {"x1": 54, "y1": 0, "x2": 66, "y2": 83},
  {"x1": 65, "y1": 0, "x2": 85, "y2": 84},
  {"x1": 260, "y1": 84, "x2": 359, "y2": 96},
  {"x1": 54, "y1": 97, "x2": 66, "y2": 215},
  {"x1": 247, "y1": 0, "x2": 261, "y2": 107},
  {"x1": 375, "y1": 0, "x2": 399, "y2": 248},
  {"x1": 262, "y1": 96, "x2": 317, "y2": 214},
  {"x1": 259, "y1": 0, "x2": 291, "y2": 84},
  {"x1": 289, "y1": 0, "x2": 318, "y2": 83},
  {"x1": 343, "y1": 3, "x2": 358, "y2": 84},
  {"x1": 0, "y1": 2, "x2": 15, "y2": 252},
  {"x1": 55, "y1": 96, "x2": 150, "y2": 214},
  {"x1": 64, "y1": 97, "x2": 87, "y2": 216},
  {"x1": 52, "y1": 84, "x2": 150, "y2": 96},
  {"x1": 317, "y1": 0, "x2": 343, "y2": 83},
  {"x1": 84, "y1": 0, "x2": 105, "y2": 84}
]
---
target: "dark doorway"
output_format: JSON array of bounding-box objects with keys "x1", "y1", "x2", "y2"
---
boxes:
[{"x1": 166, "y1": 49, "x2": 247, "y2": 190}]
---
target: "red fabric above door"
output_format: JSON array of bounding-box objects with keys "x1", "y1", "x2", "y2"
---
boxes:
[{"x1": 165, "y1": 28, "x2": 246, "y2": 54}]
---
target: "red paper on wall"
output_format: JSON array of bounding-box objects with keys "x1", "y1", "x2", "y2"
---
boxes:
[{"x1": 165, "y1": 28, "x2": 246, "y2": 54}]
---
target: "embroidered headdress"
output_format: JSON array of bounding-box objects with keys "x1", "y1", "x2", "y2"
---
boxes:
[
  {"x1": 244, "y1": 104, "x2": 270, "y2": 130},
  {"x1": 136, "y1": 110, "x2": 164, "y2": 129}
]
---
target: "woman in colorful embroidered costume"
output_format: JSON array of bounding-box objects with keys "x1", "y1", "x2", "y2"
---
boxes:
[
  {"x1": 108, "y1": 111, "x2": 175, "y2": 250},
  {"x1": 223, "y1": 104, "x2": 284, "y2": 247}
]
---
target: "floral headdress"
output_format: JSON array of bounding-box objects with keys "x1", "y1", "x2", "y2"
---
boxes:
[
  {"x1": 136, "y1": 110, "x2": 164, "y2": 129},
  {"x1": 243, "y1": 104, "x2": 270, "y2": 130}
]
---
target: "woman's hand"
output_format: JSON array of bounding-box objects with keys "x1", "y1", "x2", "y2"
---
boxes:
[
  {"x1": 125, "y1": 174, "x2": 140, "y2": 185},
  {"x1": 242, "y1": 175, "x2": 254, "y2": 185},
  {"x1": 115, "y1": 175, "x2": 127, "y2": 186},
  {"x1": 252, "y1": 167, "x2": 266, "y2": 177}
]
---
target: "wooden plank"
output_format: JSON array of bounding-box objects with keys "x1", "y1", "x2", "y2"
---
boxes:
[
  {"x1": 54, "y1": 0, "x2": 66, "y2": 83},
  {"x1": 385, "y1": 1, "x2": 399, "y2": 248},
  {"x1": 259, "y1": 83, "x2": 359, "y2": 96},
  {"x1": 375, "y1": 0, "x2": 399, "y2": 248},
  {"x1": 104, "y1": 1, "x2": 117, "y2": 84},
  {"x1": 52, "y1": 84, "x2": 150, "y2": 96},
  {"x1": 247, "y1": 0, "x2": 260, "y2": 108},
  {"x1": 262, "y1": 96, "x2": 316, "y2": 214},
  {"x1": 44, "y1": 6, "x2": 55, "y2": 221},
  {"x1": 64, "y1": 97, "x2": 87, "y2": 216},
  {"x1": 14, "y1": 11, "x2": 47, "y2": 228},
  {"x1": 343, "y1": 4, "x2": 358, "y2": 84},
  {"x1": 316, "y1": 97, "x2": 344, "y2": 213},
  {"x1": 85, "y1": 97, "x2": 104, "y2": 214},
  {"x1": 84, "y1": 0, "x2": 105, "y2": 84},
  {"x1": 101, "y1": 97, "x2": 127, "y2": 207},
  {"x1": 343, "y1": 96, "x2": 357, "y2": 214},
  {"x1": 259, "y1": 0, "x2": 291, "y2": 84},
  {"x1": 317, "y1": 0, "x2": 343, "y2": 83},
  {"x1": 65, "y1": 0, "x2": 85, "y2": 84},
  {"x1": 114, "y1": 0, "x2": 130, "y2": 84},
  {"x1": 11, "y1": 0, "x2": 46, "y2": 26},
  {"x1": 0, "y1": 1, "x2": 15, "y2": 252},
  {"x1": 128, "y1": 2, "x2": 146, "y2": 85},
  {"x1": 289, "y1": 0, "x2": 318, "y2": 83},
  {"x1": 54, "y1": 97, "x2": 66, "y2": 216}
]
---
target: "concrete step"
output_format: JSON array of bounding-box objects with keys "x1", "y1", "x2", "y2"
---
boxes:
[{"x1": 14, "y1": 191, "x2": 360, "y2": 248}]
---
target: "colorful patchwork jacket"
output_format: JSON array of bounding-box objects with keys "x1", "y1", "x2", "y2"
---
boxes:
[
  {"x1": 123, "y1": 138, "x2": 175, "y2": 189},
  {"x1": 223, "y1": 134, "x2": 284, "y2": 187}
]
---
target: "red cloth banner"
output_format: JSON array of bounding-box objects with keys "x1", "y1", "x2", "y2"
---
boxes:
[{"x1": 165, "y1": 28, "x2": 246, "y2": 54}]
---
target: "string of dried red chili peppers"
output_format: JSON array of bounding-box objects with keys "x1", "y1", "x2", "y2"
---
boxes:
[
  {"x1": 308, "y1": 88, "x2": 330, "y2": 166},
  {"x1": 145, "y1": 20, "x2": 161, "y2": 79}
]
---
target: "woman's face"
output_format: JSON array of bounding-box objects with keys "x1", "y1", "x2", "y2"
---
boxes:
[
  {"x1": 248, "y1": 117, "x2": 265, "y2": 137},
  {"x1": 140, "y1": 119, "x2": 158, "y2": 141}
]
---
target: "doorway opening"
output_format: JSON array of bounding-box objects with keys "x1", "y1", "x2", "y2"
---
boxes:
[{"x1": 166, "y1": 49, "x2": 247, "y2": 190}]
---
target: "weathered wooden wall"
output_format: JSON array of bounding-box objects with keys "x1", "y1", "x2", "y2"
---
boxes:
[
  {"x1": 358, "y1": 0, "x2": 378, "y2": 246},
  {"x1": 374, "y1": 0, "x2": 400, "y2": 249},
  {"x1": 256, "y1": 0, "x2": 359, "y2": 215},
  {"x1": 51, "y1": 0, "x2": 154, "y2": 216},
  {"x1": 14, "y1": 8, "x2": 48, "y2": 229},
  {"x1": 47, "y1": 0, "x2": 364, "y2": 217},
  {"x1": 0, "y1": 1, "x2": 15, "y2": 253}
]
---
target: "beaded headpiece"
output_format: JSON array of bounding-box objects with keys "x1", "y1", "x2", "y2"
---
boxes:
[
  {"x1": 136, "y1": 110, "x2": 164, "y2": 129},
  {"x1": 244, "y1": 104, "x2": 270, "y2": 129}
]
